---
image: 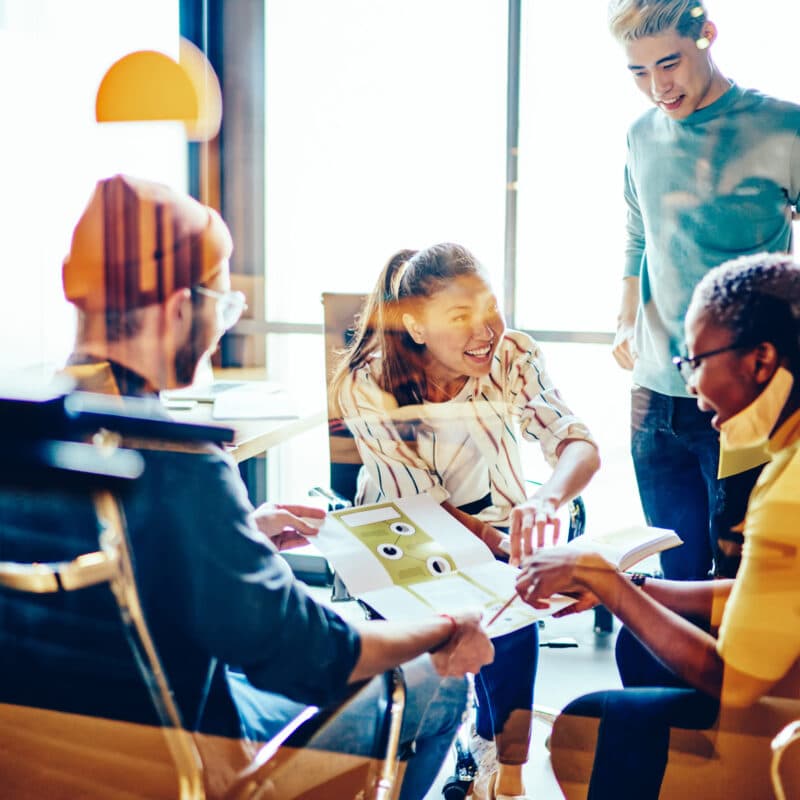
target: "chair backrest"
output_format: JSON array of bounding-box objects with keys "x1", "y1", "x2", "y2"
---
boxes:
[
  {"x1": 772, "y1": 719, "x2": 800, "y2": 800},
  {"x1": 0, "y1": 390, "x2": 212, "y2": 799},
  {"x1": 322, "y1": 292, "x2": 368, "y2": 504},
  {"x1": 1, "y1": 388, "x2": 409, "y2": 800}
]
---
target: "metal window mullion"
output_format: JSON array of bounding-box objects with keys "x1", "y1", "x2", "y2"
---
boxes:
[{"x1": 504, "y1": 0, "x2": 522, "y2": 329}]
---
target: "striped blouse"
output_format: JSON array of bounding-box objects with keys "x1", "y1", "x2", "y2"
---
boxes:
[{"x1": 338, "y1": 329, "x2": 596, "y2": 527}]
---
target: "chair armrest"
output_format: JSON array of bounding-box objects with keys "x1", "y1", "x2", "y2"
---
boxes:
[
  {"x1": 772, "y1": 720, "x2": 800, "y2": 800},
  {"x1": 223, "y1": 668, "x2": 407, "y2": 800}
]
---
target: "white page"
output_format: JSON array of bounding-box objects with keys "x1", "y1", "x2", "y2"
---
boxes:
[
  {"x1": 360, "y1": 572, "x2": 574, "y2": 638},
  {"x1": 313, "y1": 510, "x2": 396, "y2": 595},
  {"x1": 566, "y1": 525, "x2": 680, "y2": 571},
  {"x1": 212, "y1": 383, "x2": 298, "y2": 420}
]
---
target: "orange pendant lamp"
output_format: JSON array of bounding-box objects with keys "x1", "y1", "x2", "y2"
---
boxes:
[{"x1": 95, "y1": 37, "x2": 221, "y2": 142}]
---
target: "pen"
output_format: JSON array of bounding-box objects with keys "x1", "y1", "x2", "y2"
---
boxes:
[{"x1": 487, "y1": 592, "x2": 518, "y2": 627}]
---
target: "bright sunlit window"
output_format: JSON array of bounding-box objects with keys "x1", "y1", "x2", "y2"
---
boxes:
[
  {"x1": 261, "y1": 0, "x2": 800, "y2": 513},
  {"x1": 264, "y1": 0, "x2": 507, "y2": 322},
  {"x1": 0, "y1": 0, "x2": 185, "y2": 377}
]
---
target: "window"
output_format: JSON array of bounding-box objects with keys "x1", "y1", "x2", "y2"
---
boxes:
[
  {"x1": 264, "y1": 0, "x2": 507, "y2": 320},
  {"x1": 1, "y1": 0, "x2": 185, "y2": 376},
  {"x1": 259, "y1": 0, "x2": 800, "y2": 507},
  {"x1": 263, "y1": 0, "x2": 508, "y2": 496}
]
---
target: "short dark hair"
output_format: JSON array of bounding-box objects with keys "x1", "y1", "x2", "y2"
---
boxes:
[{"x1": 690, "y1": 253, "x2": 800, "y2": 371}]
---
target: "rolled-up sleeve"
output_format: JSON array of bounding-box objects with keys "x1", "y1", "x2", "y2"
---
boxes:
[
  {"x1": 338, "y1": 368, "x2": 449, "y2": 504},
  {"x1": 506, "y1": 334, "x2": 595, "y2": 467}
]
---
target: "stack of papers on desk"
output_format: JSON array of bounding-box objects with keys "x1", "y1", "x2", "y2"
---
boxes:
[
  {"x1": 161, "y1": 380, "x2": 249, "y2": 404},
  {"x1": 211, "y1": 382, "x2": 299, "y2": 420}
]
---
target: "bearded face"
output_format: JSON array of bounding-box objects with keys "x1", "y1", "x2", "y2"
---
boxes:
[{"x1": 173, "y1": 295, "x2": 217, "y2": 386}]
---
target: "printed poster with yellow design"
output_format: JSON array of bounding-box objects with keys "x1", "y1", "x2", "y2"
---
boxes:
[{"x1": 314, "y1": 494, "x2": 572, "y2": 638}]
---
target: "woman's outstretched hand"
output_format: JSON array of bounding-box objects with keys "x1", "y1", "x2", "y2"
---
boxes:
[{"x1": 508, "y1": 496, "x2": 560, "y2": 566}]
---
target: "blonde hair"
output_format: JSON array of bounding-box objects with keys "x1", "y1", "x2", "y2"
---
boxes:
[{"x1": 608, "y1": 0, "x2": 708, "y2": 43}]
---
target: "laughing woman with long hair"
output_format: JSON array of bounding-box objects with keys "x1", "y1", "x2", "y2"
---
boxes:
[{"x1": 331, "y1": 242, "x2": 600, "y2": 800}]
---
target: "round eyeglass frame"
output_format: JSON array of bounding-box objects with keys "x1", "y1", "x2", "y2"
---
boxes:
[{"x1": 192, "y1": 285, "x2": 247, "y2": 331}]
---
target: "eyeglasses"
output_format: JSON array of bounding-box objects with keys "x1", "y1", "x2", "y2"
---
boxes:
[
  {"x1": 672, "y1": 343, "x2": 747, "y2": 384},
  {"x1": 192, "y1": 286, "x2": 247, "y2": 331}
]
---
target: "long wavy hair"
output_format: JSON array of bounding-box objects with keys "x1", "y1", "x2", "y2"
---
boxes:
[{"x1": 330, "y1": 242, "x2": 487, "y2": 410}]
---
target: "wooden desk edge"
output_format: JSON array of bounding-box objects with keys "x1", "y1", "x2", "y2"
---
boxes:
[{"x1": 228, "y1": 409, "x2": 326, "y2": 463}]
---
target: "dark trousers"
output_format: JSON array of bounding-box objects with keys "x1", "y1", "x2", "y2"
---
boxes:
[
  {"x1": 630, "y1": 386, "x2": 762, "y2": 580},
  {"x1": 554, "y1": 627, "x2": 719, "y2": 799},
  {"x1": 462, "y1": 496, "x2": 539, "y2": 760},
  {"x1": 474, "y1": 622, "x2": 538, "y2": 762}
]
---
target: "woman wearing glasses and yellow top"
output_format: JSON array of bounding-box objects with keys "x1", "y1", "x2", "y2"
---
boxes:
[{"x1": 518, "y1": 252, "x2": 800, "y2": 799}]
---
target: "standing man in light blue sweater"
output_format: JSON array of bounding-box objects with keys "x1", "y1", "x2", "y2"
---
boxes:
[{"x1": 609, "y1": 0, "x2": 800, "y2": 580}]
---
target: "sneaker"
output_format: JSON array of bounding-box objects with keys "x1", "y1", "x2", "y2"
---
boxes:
[
  {"x1": 474, "y1": 771, "x2": 531, "y2": 800},
  {"x1": 469, "y1": 726, "x2": 497, "y2": 800}
]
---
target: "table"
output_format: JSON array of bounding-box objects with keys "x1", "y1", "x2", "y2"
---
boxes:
[
  {"x1": 168, "y1": 402, "x2": 325, "y2": 464},
  {"x1": 164, "y1": 368, "x2": 325, "y2": 464},
  {"x1": 164, "y1": 369, "x2": 325, "y2": 507}
]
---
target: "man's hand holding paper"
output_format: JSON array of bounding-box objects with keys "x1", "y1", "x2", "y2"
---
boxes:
[{"x1": 251, "y1": 502, "x2": 325, "y2": 551}]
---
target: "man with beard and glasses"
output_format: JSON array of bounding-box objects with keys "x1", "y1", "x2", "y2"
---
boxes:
[{"x1": 20, "y1": 174, "x2": 494, "y2": 799}]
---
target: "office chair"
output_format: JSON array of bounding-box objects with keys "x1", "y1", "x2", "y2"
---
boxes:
[
  {"x1": 0, "y1": 387, "x2": 407, "y2": 800},
  {"x1": 772, "y1": 718, "x2": 800, "y2": 800},
  {"x1": 0, "y1": 388, "x2": 208, "y2": 799}
]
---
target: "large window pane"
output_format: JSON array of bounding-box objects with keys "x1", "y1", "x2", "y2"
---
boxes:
[
  {"x1": 265, "y1": 0, "x2": 508, "y2": 324},
  {"x1": 1, "y1": 0, "x2": 184, "y2": 375},
  {"x1": 263, "y1": 332, "x2": 328, "y2": 499},
  {"x1": 515, "y1": 1, "x2": 647, "y2": 333},
  {"x1": 518, "y1": 341, "x2": 643, "y2": 532},
  {"x1": 515, "y1": 0, "x2": 800, "y2": 333}
]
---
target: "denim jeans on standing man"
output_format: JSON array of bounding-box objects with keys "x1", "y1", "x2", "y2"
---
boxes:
[{"x1": 630, "y1": 386, "x2": 761, "y2": 580}]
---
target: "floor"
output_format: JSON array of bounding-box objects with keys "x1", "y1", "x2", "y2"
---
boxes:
[{"x1": 425, "y1": 610, "x2": 622, "y2": 800}]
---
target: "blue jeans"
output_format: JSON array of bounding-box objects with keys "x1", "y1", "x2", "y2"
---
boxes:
[
  {"x1": 630, "y1": 386, "x2": 761, "y2": 580},
  {"x1": 227, "y1": 656, "x2": 468, "y2": 800},
  {"x1": 461, "y1": 500, "x2": 538, "y2": 763},
  {"x1": 474, "y1": 623, "x2": 538, "y2": 763},
  {"x1": 553, "y1": 627, "x2": 719, "y2": 799}
]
